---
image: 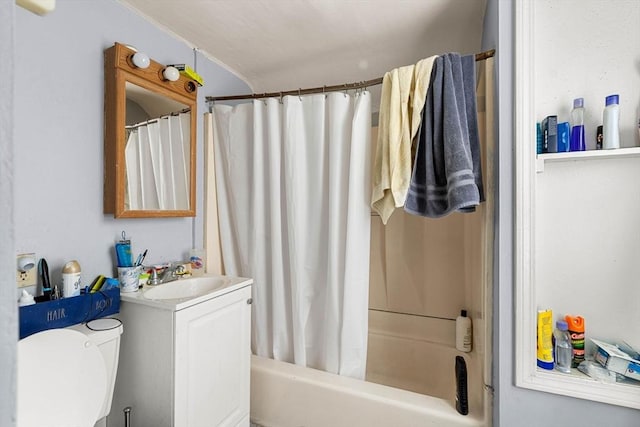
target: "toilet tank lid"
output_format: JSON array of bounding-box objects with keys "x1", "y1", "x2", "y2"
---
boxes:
[{"x1": 71, "y1": 318, "x2": 123, "y2": 345}]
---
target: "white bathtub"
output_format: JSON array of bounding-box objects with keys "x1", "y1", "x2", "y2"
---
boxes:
[{"x1": 250, "y1": 355, "x2": 486, "y2": 427}]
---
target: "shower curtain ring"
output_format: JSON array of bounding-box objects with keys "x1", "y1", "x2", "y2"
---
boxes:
[
  {"x1": 298, "y1": 88, "x2": 302, "y2": 101},
  {"x1": 323, "y1": 85, "x2": 327, "y2": 98},
  {"x1": 279, "y1": 92, "x2": 283, "y2": 104},
  {"x1": 343, "y1": 84, "x2": 348, "y2": 98}
]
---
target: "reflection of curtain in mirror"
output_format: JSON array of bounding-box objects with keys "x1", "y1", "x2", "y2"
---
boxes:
[
  {"x1": 125, "y1": 130, "x2": 141, "y2": 210},
  {"x1": 172, "y1": 113, "x2": 191, "y2": 209},
  {"x1": 124, "y1": 111, "x2": 191, "y2": 210}
]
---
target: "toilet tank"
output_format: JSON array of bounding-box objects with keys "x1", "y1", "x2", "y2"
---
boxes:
[{"x1": 69, "y1": 318, "x2": 123, "y2": 419}]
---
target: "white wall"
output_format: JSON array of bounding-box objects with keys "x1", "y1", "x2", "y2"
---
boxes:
[
  {"x1": 13, "y1": 0, "x2": 250, "y2": 294},
  {"x1": 534, "y1": 0, "x2": 640, "y2": 149},
  {"x1": 536, "y1": 158, "x2": 640, "y2": 349},
  {"x1": 0, "y1": 2, "x2": 16, "y2": 426},
  {"x1": 2, "y1": 1, "x2": 250, "y2": 422},
  {"x1": 485, "y1": 0, "x2": 640, "y2": 425}
]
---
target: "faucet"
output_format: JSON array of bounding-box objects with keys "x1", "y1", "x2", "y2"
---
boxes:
[{"x1": 148, "y1": 263, "x2": 185, "y2": 286}]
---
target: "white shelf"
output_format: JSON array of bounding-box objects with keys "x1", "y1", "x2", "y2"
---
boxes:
[
  {"x1": 522, "y1": 367, "x2": 640, "y2": 409},
  {"x1": 515, "y1": 0, "x2": 640, "y2": 412},
  {"x1": 536, "y1": 147, "x2": 640, "y2": 173}
]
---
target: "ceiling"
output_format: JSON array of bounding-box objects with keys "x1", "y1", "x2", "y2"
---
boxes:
[{"x1": 119, "y1": 0, "x2": 487, "y2": 99}]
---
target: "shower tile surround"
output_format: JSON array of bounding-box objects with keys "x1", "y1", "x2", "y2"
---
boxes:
[
  {"x1": 365, "y1": 126, "x2": 489, "y2": 413},
  {"x1": 366, "y1": 208, "x2": 486, "y2": 405}
]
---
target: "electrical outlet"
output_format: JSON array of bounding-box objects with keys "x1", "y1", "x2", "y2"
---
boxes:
[{"x1": 17, "y1": 253, "x2": 37, "y2": 288}]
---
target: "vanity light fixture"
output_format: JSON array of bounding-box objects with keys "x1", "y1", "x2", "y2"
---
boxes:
[
  {"x1": 130, "y1": 52, "x2": 150, "y2": 69},
  {"x1": 162, "y1": 66, "x2": 180, "y2": 82}
]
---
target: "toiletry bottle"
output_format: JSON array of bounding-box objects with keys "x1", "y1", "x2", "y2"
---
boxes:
[
  {"x1": 570, "y1": 98, "x2": 585, "y2": 151},
  {"x1": 596, "y1": 125, "x2": 603, "y2": 150},
  {"x1": 553, "y1": 320, "x2": 572, "y2": 373},
  {"x1": 455, "y1": 356, "x2": 469, "y2": 415},
  {"x1": 456, "y1": 310, "x2": 472, "y2": 352},
  {"x1": 557, "y1": 122, "x2": 570, "y2": 152},
  {"x1": 603, "y1": 94, "x2": 620, "y2": 149},
  {"x1": 536, "y1": 309, "x2": 554, "y2": 370},
  {"x1": 541, "y1": 116, "x2": 558, "y2": 153},
  {"x1": 62, "y1": 260, "x2": 82, "y2": 298},
  {"x1": 565, "y1": 315, "x2": 585, "y2": 367},
  {"x1": 18, "y1": 290, "x2": 36, "y2": 307},
  {"x1": 536, "y1": 122, "x2": 543, "y2": 154}
]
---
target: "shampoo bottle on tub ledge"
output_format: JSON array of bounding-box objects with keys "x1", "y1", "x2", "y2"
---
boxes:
[{"x1": 456, "y1": 310, "x2": 472, "y2": 352}]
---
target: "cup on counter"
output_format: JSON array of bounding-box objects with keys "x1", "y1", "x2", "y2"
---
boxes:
[
  {"x1": 189, "y1": 248, "x2": 206, "y2": 277},
  {"x1": 118, "y1": 266, "x2": 140, "y2": 293}
]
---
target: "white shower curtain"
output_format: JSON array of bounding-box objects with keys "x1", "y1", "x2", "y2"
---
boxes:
[
  {"x1": 125, "y1": 112, "x2": 191, "y2": 210},
  {"x1": 211, "y1": 92, "x2": 372, "y2": 379}
]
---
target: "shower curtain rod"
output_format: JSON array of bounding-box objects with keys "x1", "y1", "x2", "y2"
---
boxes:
[
  {"x1": 124, "y1": 108, "x2": 191, "y2": 130},
  {"x1": 206, "y1": 49, "x2": 495, "y2": 103}
]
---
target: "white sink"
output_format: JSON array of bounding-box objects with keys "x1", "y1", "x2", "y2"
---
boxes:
[
  {"x1": 143, "y1": 276, "x2": 226, "y2": 300},
  {"x1": 119, "y1": 274, "x2": 253, "y2": 311}
]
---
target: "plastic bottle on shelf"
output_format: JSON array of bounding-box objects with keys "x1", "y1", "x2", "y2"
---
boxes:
[
  {"x1": 565, "y1": 315, "x2": 585, "y2": 367},
  {"x1": 553, "y1": 320, "x2": 572, "y2": 373},
  {"x1": 570, "y1": 98, "x2": 585, "y2": 151},
  {"x1": 603, "y1": 94, "x2": 620, "y2": 149}
]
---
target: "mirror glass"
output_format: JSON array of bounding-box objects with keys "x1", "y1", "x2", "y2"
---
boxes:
[
  {"x1": 104, "y1": 42, "x2": 197, "y2": 218},
  {"x1": 124, "y1": 83, "x2": 191, "y2": 211}
]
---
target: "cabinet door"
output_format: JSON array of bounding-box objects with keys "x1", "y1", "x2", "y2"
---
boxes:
[{"x1": 174, "y1": 286, "x2": 251, "y2": 427}]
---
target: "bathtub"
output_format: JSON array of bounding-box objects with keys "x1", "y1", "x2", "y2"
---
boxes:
[{"x1": 250, "y1": 355, "x2": 486, "y2": 427}]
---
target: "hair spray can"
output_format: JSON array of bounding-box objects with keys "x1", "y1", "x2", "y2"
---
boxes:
[{"x1": 62, "y1": 260, "x2": 82, "y2": 298}]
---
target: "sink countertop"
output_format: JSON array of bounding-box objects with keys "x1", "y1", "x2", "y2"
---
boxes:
[{"x1": 119, "y1": 274, "x2": 253, "y2": 311}]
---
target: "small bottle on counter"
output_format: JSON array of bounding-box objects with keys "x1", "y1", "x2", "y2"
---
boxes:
[
  {"x1": 570, "y1": 98, "x2": 585, "y2": 151},
  {"x1": 603, "y1": 94, "x2": 620, "y2": 149},
  {"x1": 553, "y1": 320, "x2": 572, "y2": 373}
]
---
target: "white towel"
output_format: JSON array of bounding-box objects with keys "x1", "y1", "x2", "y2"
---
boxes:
[
  {"x1": 411, "y1": 56, "x2": 438, "y2": 143},
  {"x1": 371, "y1": 65, "x2": 414, "y2": 224},
  {"x1": 371, "y1": 57, "x2": 437, "y2": 224}
]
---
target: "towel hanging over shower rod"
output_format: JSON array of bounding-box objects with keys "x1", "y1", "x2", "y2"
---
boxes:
[{"x1": 205, "y1": 49, "x2": 495, "y2": 103}]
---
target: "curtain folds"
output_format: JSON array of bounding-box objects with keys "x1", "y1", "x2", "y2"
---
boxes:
[
  {"x1": 124, "y1": 112, "x2": 191, "y2": 210},
  {"x1": 211, "y1": 92, "x2": 372, "y2": 379}
]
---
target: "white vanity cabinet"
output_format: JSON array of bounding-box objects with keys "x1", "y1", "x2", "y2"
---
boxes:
[{"x1": 108, "y1": 276, "x2": 252, "y2": 427}]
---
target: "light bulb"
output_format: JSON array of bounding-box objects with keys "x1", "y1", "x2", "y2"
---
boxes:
[
  {"x1": 17, "y1": 255, "x2": 35, "y2": 271},
  {"x1": 162, "y1": 66, "x2": 180, "y2": 82},
  {"x1": 131, "y1": 52, "x2": 150, "y2": 69}
]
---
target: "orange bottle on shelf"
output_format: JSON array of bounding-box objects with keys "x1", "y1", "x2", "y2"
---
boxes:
[{"x1": 565, "y1": 315, "x2": 585, "y2": 368}]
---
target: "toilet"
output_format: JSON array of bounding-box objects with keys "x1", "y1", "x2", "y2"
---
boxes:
[{"x1": 17, "y1": 318, "x2": 123, "y2": 427}]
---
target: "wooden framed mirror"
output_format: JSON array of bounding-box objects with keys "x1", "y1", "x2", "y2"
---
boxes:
[{"x1": 104, "y1": 42, "x2": 197, "y2": 218}]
